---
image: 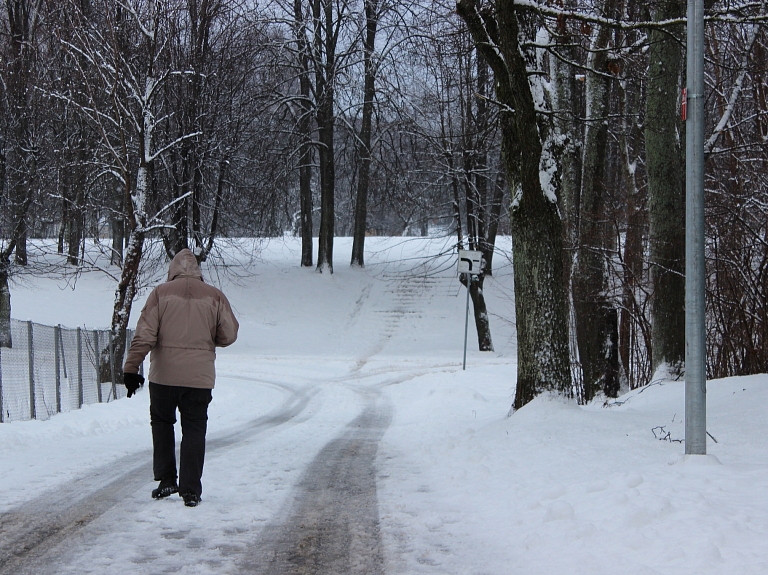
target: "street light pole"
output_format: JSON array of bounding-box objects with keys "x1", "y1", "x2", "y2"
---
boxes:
[{"x1": 685, "y1": 0, "x2": 707, "y2": 455}]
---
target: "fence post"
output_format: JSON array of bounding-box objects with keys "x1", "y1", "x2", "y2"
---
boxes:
[
  {"x1": 55, "y1": 324, "x2": 62, "y2": 413},
  {"x1": 94, "y1": 329, "x2": 102, "y2": 403},
  {"x1": 0, "y1": 346, "x2": 4, "y2": 423},
  {"x1": 109, "y1": 330, "x2": 116, "y2": 401},
  {"x1": 77, "y1": 327, "x2": 83, "y2": 408},
  {"x1": 27, "y1": 320, "x2": 36, "y2": 420}
]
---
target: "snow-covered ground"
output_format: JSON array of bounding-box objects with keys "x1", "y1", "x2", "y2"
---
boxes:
[{"x1": 2, "y1": 237, "x2": 767, "y2": 574}]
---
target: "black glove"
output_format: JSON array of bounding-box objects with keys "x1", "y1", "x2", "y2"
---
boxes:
[{"x1": 123, "y1": 372, "x2": 145, "y2": 398}]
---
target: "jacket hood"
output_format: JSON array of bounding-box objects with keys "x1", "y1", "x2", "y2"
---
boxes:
[{"x1": 168, "y1": 249, "x2": 203, "y2": 281}]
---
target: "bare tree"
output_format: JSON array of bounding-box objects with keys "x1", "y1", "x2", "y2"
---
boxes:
[
  {"x1": 4, "y1": 0, "x2": 44, "y2": 266},
  {"x1": 350, "y1": 0, "x2": 380, "y2": 267},
  {"x1": 644, "y1": 0, "x2": 686, "y2": 378},
  {"x1": 57, "y1": 0, "x2": 200, "y2": 371},
  {"x1": 570, "y1": 0, "x2": 622, "y2": 400},
  {"x1": 457, "y1": 0, "x2": 571, "y2": 409}
]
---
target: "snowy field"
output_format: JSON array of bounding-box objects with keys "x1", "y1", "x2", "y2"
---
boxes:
[{"x1": 1, "y1": 236, "x2": 767, "y2": 575}]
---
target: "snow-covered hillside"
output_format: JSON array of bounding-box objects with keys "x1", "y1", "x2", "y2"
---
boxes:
[{"x1": 1, "y1": 237, "x2": 766, "y2": 575}]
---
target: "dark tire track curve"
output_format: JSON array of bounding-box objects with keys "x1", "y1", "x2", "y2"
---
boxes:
[
  {"x1": 241, "y1": 396, "x2": 392, "y2": 575},
  {"x1": 0, "y1": 380, "x2": 315, "y2": 575}
]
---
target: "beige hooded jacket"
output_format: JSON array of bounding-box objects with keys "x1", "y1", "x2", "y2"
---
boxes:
[{"x1": 123, "y1": 249, "x2": 239, "y2": 389}]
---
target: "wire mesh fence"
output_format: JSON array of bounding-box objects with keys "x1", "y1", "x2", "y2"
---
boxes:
[{"x1": 0, "y1": 319, "x2": 138, "y2": 423}]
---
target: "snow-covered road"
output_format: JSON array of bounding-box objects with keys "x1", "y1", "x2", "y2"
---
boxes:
[{"x1": 2, "y1": 238, "x2": 767, "y2": 575}]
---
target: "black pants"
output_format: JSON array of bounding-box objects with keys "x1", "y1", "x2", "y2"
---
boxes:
[{"x1": 149, "y1": 382, "x2": 213, "y2": 497}]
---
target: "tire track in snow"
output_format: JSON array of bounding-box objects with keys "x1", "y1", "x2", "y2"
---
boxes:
[
  {"x1": 354, "y1": 271, "x2": 455, "y2": 371},
  {"x1": 0, "y1": 379, "x2": 315, "y2": 575},
  {"x1": 240, "y1": 391, "x2": 392, "y2": 575}
]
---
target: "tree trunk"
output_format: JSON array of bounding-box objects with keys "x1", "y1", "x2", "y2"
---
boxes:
[
  {"x1": 468, "y1": 274, "x2": 493, "y2": 351},
  {"x1": 166, "y1": 144, "x2": 189, "y2": 257},
  {"x1": 106, "y1": 228, "x2": 145, "y2": 381},
  {"x1": 316, "y1": 99, "x2": 335, "y2": 273},
  {"x1": 294, "y1": 0, "x2": 314, "y2": 267},
  {"x1": 457, "y1": 0, "x2": 571, "y2": 410},
  {"x1": 645, "y1": 1, "x2": 686, "y2": 376},
  {"x1": 0, "y1": 264, "x2": 11, "y2": 348},
  {"x1": 572, "y1": 0, "x2": 620, "y2": 400},
  {"x1": 58, "y1": 198, "x2": 68, "y2": 255},
  {"x1": 351, "y1": 0, "x2": 379, "y2": 268},
  {"x1": 551, "y1": 5, "x2": 582, "y2": 292},
  {"x1": 617, "y1": 62, "x2": 649, "y2": 388},
  {"x1": 314, "y1": 0, "x2": 336, "y2": 273},
  {"x1": 7, "y1": 0, "x2": 39, "y2": 267},
  {"x1": 67, "y1": 172, "x2": 86, "y2": 266},
  {"x1": 483, "y1": 168, "x2": 506, "y2": 276},
  {"x1": 111, "y1": 214, "x2": 125, "y2": 267}
]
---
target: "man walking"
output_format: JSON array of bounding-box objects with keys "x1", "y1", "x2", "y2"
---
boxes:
[{"x1": 122, "y1": 248, "x2": 239, "y2": 507}]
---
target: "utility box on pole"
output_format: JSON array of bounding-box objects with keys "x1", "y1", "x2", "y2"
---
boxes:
[{"x1": 458, "y1": 250, "x2": 483, "y2": 276}]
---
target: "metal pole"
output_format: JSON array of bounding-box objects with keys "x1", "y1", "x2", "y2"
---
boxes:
[
  {"x1": 109, "y1": 330, "x2": 117, "y2": 401},
  {"x1": 27, "y1": 320, "x2": 36, "y2": 420},
  {"x1": 94, "y1": 330, "x2": 102, "y2": 403},
  {"x1": 463, "y1": 275, "x2": 471, "y2": 370},
  {"x1": 0, "y1": 346, "x2": 4, "y2": 423},
  {"x1": 685, "y1": 0, "x2": 707, "y2": 455},
  {"x1": 77, "y1": 327, "x2": 83, "y2": 408},
  {"x1": 55, "y1": 325, "x2": 62, "y2": 413}
]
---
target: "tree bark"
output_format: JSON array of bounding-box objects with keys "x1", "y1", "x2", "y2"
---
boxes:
[
  {"x1": 645, "y1": 0, "x2": 686, "y2": 376},
  {"x1": 572, "y1": 0, "x2": 621, "y2": 400},
  {"x1": 0, "y1": 263, "x2": 11, "y2": 348},
  {"x1": 314, "y1": 0, "x2": 336, "y2": 273},
  {"x1": 7, "y1": 1, "x2": 38, "y2": 266},
  {"x1": 483, "y1": 168, "x2": 506, "y2": 276},
  {"x1": 351, "y1": 0, "x2": 379, "y2": 268},
  {"x1": 457, "y1": 0, "x2": 571, "y2": 409},
  {"x1": 111, "y1": 213, "x2": 125, "y2": 267},
  {"x1": 295, "y1": 0, "x2": 314, "y2": 267}
]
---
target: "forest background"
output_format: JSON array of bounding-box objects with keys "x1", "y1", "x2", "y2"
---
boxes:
[{"x1": 1, "y1": 0, "x2": 766, "y2": 408}]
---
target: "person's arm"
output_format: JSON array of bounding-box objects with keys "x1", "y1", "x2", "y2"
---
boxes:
[
  {"x1": 215, "y1": 292, "x2": 239, "y2": 348},
  {"x1": 123, "y1": 288, "x2": 161, "y2": 373}
]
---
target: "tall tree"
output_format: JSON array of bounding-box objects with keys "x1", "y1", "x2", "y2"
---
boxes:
[
  {"x1": 459, "y1": 44, "x2": 496, "y2": 352},
  {"x1": 645, "y1": 0, "x2": 686, "y2": 377},
  {"x1": 312, "y1": 0, "x2": 342, "y2": 273},
  {"x1": 5, "y1": 0, "x2": 43, "y2": 266},
  {"x1": 294, "y1": 0, "x2": 315, "y2": 267},
  {"x1": 571, "y1": 0, "x2": 621, "y2": 400},
  {"x1": 59, "y1": 0, "x2": 195, "y2": 371},
  {"x1": 350, "y1": 0, "x2": 379, "y2": 267},
  {"x1": 457, "y1": 0, "x2": 571, "y2": 410}
]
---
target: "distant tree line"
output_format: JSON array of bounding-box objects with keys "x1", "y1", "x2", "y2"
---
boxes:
[{"x1": 1, "y1": 0, "x2": 766, "y2": 408}]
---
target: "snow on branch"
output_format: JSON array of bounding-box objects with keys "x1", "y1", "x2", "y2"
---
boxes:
[
  {"x1": 513, "y1": 0, "x2": 768, "y2": 30},
  {"x1": 704, "y1": 20, "x2": 762, "y2": 155},
  {"x1": 117, "y1": 0, "x2": 156, "y2": 41}
]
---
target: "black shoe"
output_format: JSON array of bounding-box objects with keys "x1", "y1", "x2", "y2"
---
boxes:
[
  {"x1": 152, "y1": 479, "x2": 178, "y2": 499},
  {"x1": 182, "y1": 493, "x2": 201, "y2": 507}
]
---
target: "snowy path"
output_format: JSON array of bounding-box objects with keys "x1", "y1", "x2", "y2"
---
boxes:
[
  {"x1": 240, "y1": 388, "x2": 392, "y2": 575},
  {"x1": 4, "y1": 238, "x2": 768, "y2": 574},
  {"x1": 0, "y1": 259, "x2": 466, "y2": 575},
  {"x1": 0, "y1": 377, "x2": 316, "y2": 575}
]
